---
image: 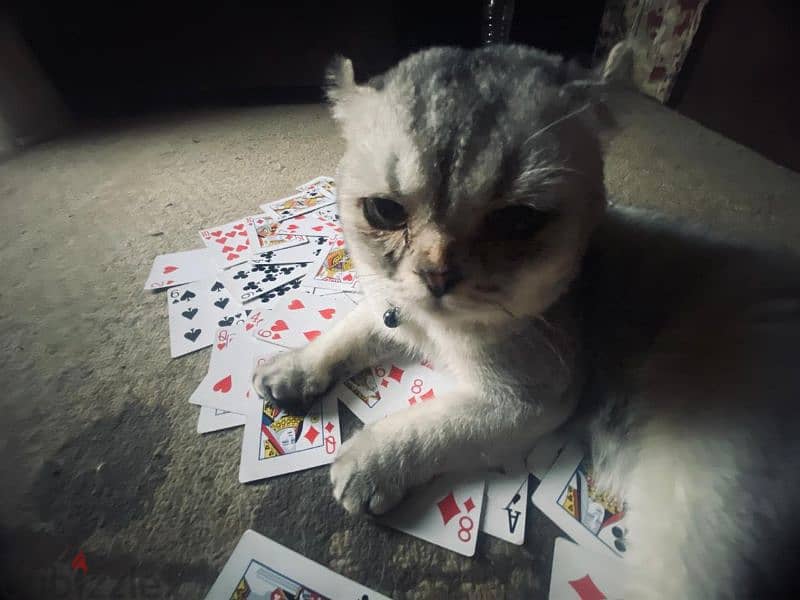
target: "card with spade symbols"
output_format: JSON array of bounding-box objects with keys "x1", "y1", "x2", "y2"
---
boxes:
[
  {"x1": 196, "y1": 406, "x2": 245, "y2": 434},
  {"x1": 532, "y1": 442, "x2": 630, "y2": 560},
  {"x1": 203, "y1": 530, "x2": 390, "y2": 600},
  {"x1": 335, "y1": 357, "x2": 454, "y2": 424},
  {"x1": 380, "y1": 473, "x2": 486, "y2": 556},
  {"x1": 199, "y1": 218, "x2": 256, "y2": 268},
  {"x1": 275, "y1": 206, "x2": 343, "y2": 238},
  {"x1": 252, "y1": 293, "x2": 355, "y2": 349},
  {"x1": 245, "y1": 213, "x2": 308, "y2": 253},
  {"x1": 166, "y1": 278, "x2": 246, "y2": 358},
  {"x1": 239, "y1": 349, "x2": 342, "y2": 482},
  {"x1": 295, "y1": 175, "x2": 336, "y2": 198},
  {"x1": 143, "y1": 248, "x2": 216, "y2": 290},
  {"x1": 302, "y1": 238, "x2": 358, "y2": 292},
  {"x1": 549, "y1": 537, "x2": 627, "y2": 600},
  {"x1": 481, "y1": 469, "x2": 529, "y2": 545},
  {"x1": 260, "y1": 189, "x2": 335, "y2": 221},
  {"x1": 220, "y1": 261, "x2": 310, "y2": 303}
]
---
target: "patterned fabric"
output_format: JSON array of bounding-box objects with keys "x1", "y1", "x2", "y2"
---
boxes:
[{"x1": 596, "y1": 0, "x2": 709, "y2": 102}]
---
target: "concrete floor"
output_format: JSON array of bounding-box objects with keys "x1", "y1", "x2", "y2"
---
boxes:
[{"x1": 1, "y1": 92, "x2": 799, "y2": 599}]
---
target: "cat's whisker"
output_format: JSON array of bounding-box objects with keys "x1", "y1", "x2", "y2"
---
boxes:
[{"x1": 524, "y1": 101, "x2": 593, "y2": 145}]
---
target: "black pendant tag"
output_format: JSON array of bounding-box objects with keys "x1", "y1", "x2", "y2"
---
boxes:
[{"x1": 383, "y1": 306, "x2": 400, "y2": 328}]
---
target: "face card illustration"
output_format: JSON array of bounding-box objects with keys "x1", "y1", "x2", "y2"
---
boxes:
[
  {"x1": 167, "y1": 278, "x2": 246, "y2": 358},
  {"x1": 302, "y1": 239, "x2": 358, "y2": 292},
  {"x1": 481, "y1": 469, "x2": 529, "y2": 545},
  {"x1": 245, "y1": 213, "x2": 308, "y2": 253},
  {"x1": 275, "y1": 206, "x2": 343, "y2": 238},
  {"x1": 260, "y1": 189, "x2": 335, "y2": 221},
  {"x1": 381, "y1": 474, "x2": 486, "y2": 556},
  {"x1": 221, "y1": 262, "x2": 310, "y2": 303},
  {"x1": 531, "y1": 442, "x2": 630, "y2": 560},
  {"x1": 252, "y1": 294, "x2": 354, "y2": 349},
  {"x1": 295, "y1": 175, "x2": 336, "y2": 198},
  {"x1": 239, "y1": 360, "x2": 341, "y2": 481},
  {"x1": 203, "y1": 530, "x2": 390, "y2": 600},
  {"x1": 199, "y1": 218, "x2": 257, "y2": 268},
  {"x1": 548, "y1": 537, "x2": 627, "y2": 600},
  {"x1": 196, "y1": 406, "x2": 245, "y2": 434},
  {"x1": 143, "y1": 248, "x2": 216, "y2": 290}
]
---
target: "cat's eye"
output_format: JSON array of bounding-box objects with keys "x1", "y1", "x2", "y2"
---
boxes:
[
  {"x1": 481, "y1": 205, "x2": 556, "y2": 241},
  {"x1": 362, "y1": 197, "x2": 407, "y2": 230}
]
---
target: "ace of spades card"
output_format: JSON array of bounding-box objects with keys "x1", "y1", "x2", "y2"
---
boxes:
[
  {"x1": 221, "y1": 261, "x2": 310, "y2": 303},
  {"x1": 481, "y1": 469, "x2": 530, "y2": 545}
]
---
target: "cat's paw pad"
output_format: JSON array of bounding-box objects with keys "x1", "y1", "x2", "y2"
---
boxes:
[
  {"x1": 330, "y1": 428, "x2": 406, "y2": 516},
  {"x1": 251, "y1": 350, "x2": 332, "y2": 412}
]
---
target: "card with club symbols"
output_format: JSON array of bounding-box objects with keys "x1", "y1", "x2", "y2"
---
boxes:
[
  {"x1": 245, "y1": 213, "x2": 308, "y2": 253},
  {"x1": 252, "y1": 293, "x2": 355, "y2": 349},
  {"x1": 239, "y1": 349, "x2": 342, "y2": 482},
  {"x1": 335, "y1": 357, "x2": 453, "y2": 423},
  {"x1": 250, "y1": 236, "x2": 330, "y2": 266},
  {"x1": 143, "y1": 248, "x2": 216, "y2": 290},
  {"x1": 221, "y1": 261, "x2": 310, "y2": 303},
  {"x1": 295, "y1": 175, "x2": 336, "y2": 197},
  {"x1": 481, "y1": 469, "x2": 529, "y2": 545},
  {"x1": 275, "y1": 206, "x2": 343, "y2": 238},
  {"x1": 166, "y1": 278, "x2": 246, "y2": 358},
  {"x1": 381, "y1": 473, "x2": 486, "y2": 556},
  {"x1": 199, "y1": 218, "x2": 256, "y2": 268},
  {"x1": 260, "y1": 189, "x2": 335, "y2": 221},
  {"x1": 549, "y1": 537, "x2": 627, "y2": 600},
  {"x1": 196, "y1": 406, "x2": 245, "y2": 434},
  {"x1": 203, "y1": 530, "x2": 389, "y2": 600},
  {"x1": 532, "y1": 442, "x2": 630, "y2": 560},
  {"x1": 302, "y1": 238, "x2": 358, "y2": 292}
]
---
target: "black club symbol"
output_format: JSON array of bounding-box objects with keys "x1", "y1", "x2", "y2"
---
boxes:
[
  {"x1": 279, "y1": 267, "x2": 293, "y2": 275},
  {"x1": 261, "y1": 274, "x2": 277, "y2": 283},
  {"x1": 233, "y1": 271, "x2": 248, "y2": 280},
  {"x1": 244, "y1": 281, "x2": 259, "y2": 291}
]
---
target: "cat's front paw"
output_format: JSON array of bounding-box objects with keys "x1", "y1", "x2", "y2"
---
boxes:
[
  {"x1": 330, "y1": 426, "x2": 408, "y2": 516},
  {"x1": 251, "y1": 349, "x2": 332, "y2": 412}
]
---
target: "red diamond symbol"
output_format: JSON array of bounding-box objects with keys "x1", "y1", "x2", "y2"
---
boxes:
[
  {"x1": 464, "y1": 497, "x2": 475, "y2": 512},
  {"x1": 387, "y1": 365, "x2": 404, "y2": 383},
  {"x1": 436, "y1": 492, "x2": 461, "y2": 525},
  {"x1": 407, "y1": 396, "x2": 417, "y2": 405},
  {"x1": 324, "y1": 422, "x2": 334, "y2": 433},
  {"x1": 381, "y1": 379, "x2": 389, "y2": 387},
  {"x1": 304, "y1": 426, "x2": 319, "y2": 444},
  {"x1": 569, "y1": 575, "x2": 607, "y2": 600},
  {"x1": 420, "y1": 388, "x2": 435, "y2": 402}
]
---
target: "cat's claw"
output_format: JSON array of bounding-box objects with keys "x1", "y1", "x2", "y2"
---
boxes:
[
  {"x1": 330, "y1": 427, "x2": 407, "y2": 516},
  {"x1": 251, "y1": 349, "x2": 332, "y2": 412}
]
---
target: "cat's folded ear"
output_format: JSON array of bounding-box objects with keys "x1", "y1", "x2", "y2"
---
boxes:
[{"x1": 325, "y1": 56, "x2": 375, "y2": 124}]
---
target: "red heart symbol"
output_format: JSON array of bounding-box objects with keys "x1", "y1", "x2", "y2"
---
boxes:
[
  {"x1": 233, "y1": 223, "x2": 245, "y2": 230},
  {"x1": 335, "y1": 239, "x2": 344, "y2": 246},
  {"x1": 226, "y1": 253, "x2": 240, "y2": 260},
  {"x1": 272, "y1": 333, "x2": 282, "y2": 340},
  {"x1": 222, "y1": 245, "x2": 234, "y2": 252},
  {"x1": 225, "y1": 231, "x2": 236, "y2": 238},
  {"x1": 163, "y1": 265, "x2": 178, "y2": 274},
  {"x1": 271, "y1": 320, "x2": 288, "y2": 332},
  {"x1": 295, "y1": 215, "x2": 307, "y2": 220},
  {"x1": 236, "y1": 244, "x2": 247, "y2": 252},
  {"x1": 287, "y1": 225, "x2": 298, "y2": 231},
  {"x1": 238, "y1": 231, "x2": 248, "y2": 236},
  {"x1": 288, "y1": 299, "x2": 305, "y2": 310},
  {"x1": 213, "y1": 375, "x2": 232, "y2": 393},
  {"x1": 215, "y1": 238, "x2": 226, "y2": 244},
  {"x1": 245, "y1": 323, "x2": 253, "y2": 331},
  {"x1": 343, "y1": 273, "x2": 353, "y2": 281},
  {"x1": 210, "y1": 230, "x2": 223, "y2": 237},
  {"x1": 217, "y1": 342, "x2": 225, "y2": 350},
  {"x1": 319, "y1": 308, "x2": 335, "y2": 319},
  {"x1": 304, "y1": 330, "x2": 321, "y2": 342},
  {"x1": 312, "y1": 226, "x2": 324, "y2": 232}
]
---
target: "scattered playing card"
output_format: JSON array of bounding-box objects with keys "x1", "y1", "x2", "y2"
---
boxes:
[
  {"x1": 252, "y1": 293, "x2": 355, "y2": 349},
  {"x1": 203, "y1": 529, "x2": 389, "y2": 600},
  {"x1": 245, "y1": 213, "x2": 308, "y2": 252},
  {"x1": 239, "y1": 356, "x2": 341, "y2": 481},
  {"x1": 251, "y1": 241, "x2": 325, "y2": 266},
  {"x1": 197, "y1": 406, "x2": 245, "y2": 434},
  {"x1": 481, "y1": 469, "x2": 529, "y2": 545},
  {"x1": 549, "y1": 537, "x2": 627, "y2": 600},
  {"x1": 302, "y1": 237, "x2": 358, "y2": 292},
  {"x1": 296, "y1": 175, "x2": 336, "y2": 197},
  {"x1": 144, "y1": 248, "x2": 216, "y2": 290},
  {"x1": 275, "y1": 206, "x2": 343, "y2": 238},
  {"x1": 199, "y1": 218, "x2": 256, "y2": 268},
  {"x1": 166, "y1": 278, "x2": 246, "y2": 358},
  {"x1": 221, "y1": 261, "x2": 310, "y2": 303},
  {"x1": 531, "y1": 442, "x2": 630, "y2": 559},
  {"x1": 382, "y1": 473, "x2": 486, "y2": 557},
  {"x1": 335, "y1": 357, "x2": 453, "y2": 424},
  {"x1": 260, "y1": 189, "x2": 335, "y2": 221},
  {"x1": 527, "y1": 431, "x2": 570, "y2": 480}
]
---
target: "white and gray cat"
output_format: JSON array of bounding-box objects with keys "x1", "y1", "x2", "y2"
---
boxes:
[{"x1": 253, "y1": 45, "x2": 800, "y2": 598}]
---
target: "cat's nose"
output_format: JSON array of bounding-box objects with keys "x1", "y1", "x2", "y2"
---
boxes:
[{"x1": 420, "y1": 268, "x2": 462, "y2": 298}]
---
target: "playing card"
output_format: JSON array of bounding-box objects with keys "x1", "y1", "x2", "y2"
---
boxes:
[
  {"x1": 166, "y1": 278, "x2": 246, "y2": 358},
  {"x1": 196, "y1": 406, "x2": 245, "y2": 434},
  {"x1": 220, "y1": 261, "x2": 310, "y2": 303},
  {"x1": 302, "y1": 238, "x2": 358, "y2": 292},
  {"x1": 203, "y1": 529, "x2": 390, "y2": 600},
  {"x1": 260, "y1": 189, "x2": 335, "y2": 221},
  {"x1": 549, "y1": 537, "x2": 627, "y2": 600},
  {"x1": 275, "y1": 206, "x2": 343, "y2": 238},
  {"x1": 295, "y1": 175, "x2": 336, "y2": 198},
  {"x1": 239, "y1": 353, "x2": 341, "y2": 482},
  {"x1": 252, "y1": 293, "x2": 355, "y2": 349},
  {"x1": 198, "y1": 218, "x2": 256, "y2": 268},
  {"x1": 250, "y1": 240, "x2": 326, "y2": 266},
  {"x1": 245, "y1": 213, "x2": 308, "y2": 253},
  {"x1": 381, "y1": 473, "x2": 485, "y2": 556},
  {"x1": 527, "y1": 431, "x2": 570, "y2": 480},
  {"x1": 143, "y1": 248, "x2": 216, "y2": 290},
  {"x1": 481, "y1": 469, "x2": 529, "y2": 545},
  {"x1": 531, "y1": 442, "x2": 630, "y2": 559},
  {"x1": 335, "y1": 357, "x2": 453, "y2": 424}
]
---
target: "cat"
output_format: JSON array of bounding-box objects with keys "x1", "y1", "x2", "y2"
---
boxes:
[{"x1": 252, "y1": 44, "x2": 800, "y2": 598}]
